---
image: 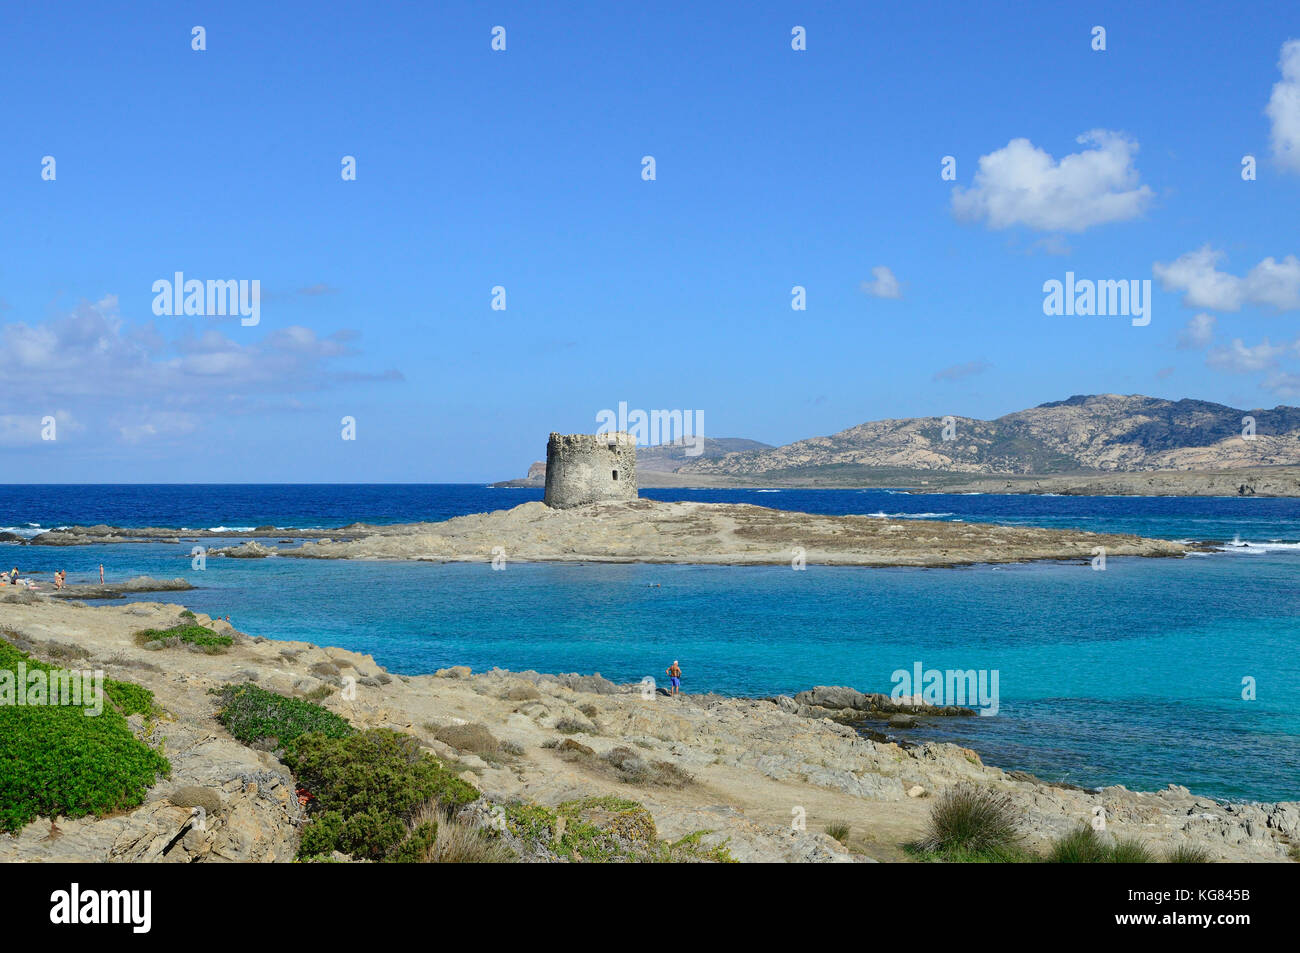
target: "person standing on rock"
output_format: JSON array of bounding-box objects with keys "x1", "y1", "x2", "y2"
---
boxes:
[{"x1": 666, "y1": 660, "x2": 682, "y2": 697}]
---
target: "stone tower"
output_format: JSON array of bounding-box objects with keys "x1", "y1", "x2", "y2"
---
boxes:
[{"x1": 543, "y1": 432, "x2": 638, "y2": 508}]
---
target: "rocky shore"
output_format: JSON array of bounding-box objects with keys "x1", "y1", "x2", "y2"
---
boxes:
[
  {"x1": 2, "y1": 597, "x2": 1295, "y2": 863},
  {"x1": 913, "y1": 466, "x2": 1300, "y2": 498}
]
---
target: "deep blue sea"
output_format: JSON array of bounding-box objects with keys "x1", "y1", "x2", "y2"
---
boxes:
[{"x1": 2, "y1": 484, "x2": 1297, "y2": 802}]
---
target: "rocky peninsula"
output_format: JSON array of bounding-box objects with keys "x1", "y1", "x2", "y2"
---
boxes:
[
  {"x1": 251, "y1": 500, "x2": 1195, "y2": 566},
  {"x1": 26, "y1": 500, "x2": 1197, "y2": 568}
]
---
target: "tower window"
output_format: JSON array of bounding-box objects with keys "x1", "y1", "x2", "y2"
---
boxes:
[{"x1": 612, "y1": 470, "x2": 619, "y2": 480}]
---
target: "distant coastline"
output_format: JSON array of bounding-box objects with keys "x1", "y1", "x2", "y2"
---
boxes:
[{"x1": 493, "y1": 464, "x2": 1300, "y2": 497}]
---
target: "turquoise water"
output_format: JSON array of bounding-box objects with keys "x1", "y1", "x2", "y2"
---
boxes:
[{"x1": 3, "y1": 485, "x2": 1298, "y2": 802}]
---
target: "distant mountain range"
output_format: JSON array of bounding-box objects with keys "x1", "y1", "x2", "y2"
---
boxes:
[
  {"x1": 498, "y1": 396, "x2": 1300, "y2": 489},
  {"x1": 678, "y1": 395, "x2": 1300, "y2": 479},
  {"x1": 508, "y1": 437, "x2": 774, "y2": 486},
  {"x1": 637, "y1": 437, "x2": 774, "y2": 472}
]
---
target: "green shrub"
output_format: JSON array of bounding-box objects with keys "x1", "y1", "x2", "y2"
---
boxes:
[
  {"x1": 659, "y1": 829, "x2": 738, "y2": 863},
  {"x1": 388, "y1": 819, "x2": 442, "y2": 863},
  {"x1": 920, "y1": 785, "x2": 1021, "y2": 859},
  {"x1": 0, "y1": 640, "x2": 170, "y2": 833},
  {"x1": 283, "y1": 728, "x2": 479, "y2": 862},
  {"x1": 503, "y1": 802, "x2": 634, "y2": 863},
  {"x1": 1045, "y1": 826, "x2": 1160, "y2": 863},
  {"x1": 824, "y1": 820, "x2": 851, "y2": 843},
  {"x1": 179, "y1": 610, "x2": 196, "y2": 620},
  {"x1": 213, "y1": 683, "x2": 353, "y2": 750},
  {"x1": 1109, "y1": 836, "x2": 1156, "y2": 863},
  {"x1": 134, "y1": 623, "x2": 232, "y2": 651},
  {"x1": 1164, "y1": 843, "x2": 1211, "y2": 863},
  {"x1": 1047, "y1": 826, "x2": 1112, "y2": 863},
  {"x1": 399, "y1": 802, "x2": 514, "y2": 863},
  {"x1": 1050, "y1": 826, "x2": 1154, "y2": 863},
  {"x1": 499, "y1": 797, "x2": 730, "y2": 863},
  {"x1": 105, "y1": 679, "x2": 157, "y2": 717}
]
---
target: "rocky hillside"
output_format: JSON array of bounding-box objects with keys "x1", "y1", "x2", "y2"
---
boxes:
[
  {"x1": 679, "y1": 395, "x2": 1300, "y2": 478},
  {"x1": 635, "y1": 437, "x2": 773, "y2": 472}
]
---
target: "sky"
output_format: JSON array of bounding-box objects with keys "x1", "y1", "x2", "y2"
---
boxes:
[{"x1": 2, "y1": 0, "x2": 1299, "y2": 482}]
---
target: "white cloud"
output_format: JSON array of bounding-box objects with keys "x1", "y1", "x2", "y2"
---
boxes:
[
  {"x1": 1243, "y1": 255, "x2": 1300, "y2": 309},
  {"x1": 1177, "y1": 313, "x2": 1216, "y2": 350},
  {"x1": 0, "y1": 296, "x2": 401, "y2": 445},
  {"x1": 1206, "y1": 338, "x2": 1287, "y2": 373},
  {"x1": 951, "y1": 130, "x2": 1153, "y2": 232},
  {"x1": 1267, "y1": 39, "x2": 1300, "y2": 173},
  {"x1": 1152, "y1": 247, "x2": 1242, "y2": 311},
  {"x1": 1030, "y1": 235, "x2": 1073, "y2": 256},
  {"x1": 1153, "y1": 246, "x2": 1300, "y2": 312},
  {"x1": 932, "y1": 359, "x2": 991, "y2": 382},
  {"x1": 0, "y1": 411, "x2": 79, "y2": 447},
  {"x1": 116, "y1": 411, "x2": 199, "y2": 444},
  {"x1": 1264, "y1": 371, "x2": 1300, "y2": 398},
  {"x1": 861, "y1": 265, "x2": 902, "y2": 299}
]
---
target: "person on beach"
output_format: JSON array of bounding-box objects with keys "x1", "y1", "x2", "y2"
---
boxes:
[
  {"x1": 54, "y1": 570, "x2": 65, "y2": 590},
  {"x1": 98, "y1": 563, "x2": 104, "y2": 584},
  {"x1": 8, "y1": 567, "x2": 17, "y2": 585},
  {"x1": 666, "y1": 660, "x2": 682, "y2": 697}
]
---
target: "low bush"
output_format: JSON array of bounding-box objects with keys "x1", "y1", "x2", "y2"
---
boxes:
[
  {"x1": 1047, "y1": 826, "x2": 1111, "y2": 863},
  {"x1": 212, "y1": 683, "x2": 353, "y2": 750},
  {"x1": 284, "y1": 728, "x2": 479, "y2": 862},
  {"x1": 1047, "y1": 826, "x2": 1157, "y2": 863},
  {"x1": 500, "y1": 797, "x2": 732, "y2": 863},
  {"x1": 1109, "y1": 836, "x2": 1157, "y2": 863},
  {"x1": 134, "y1": 623, "x2": 232, "y2": 651},
  {"x1": 1164, "y1": 844, "x2": 1211, "y2": 863},
  {"x1": 919, "y1": 784, "x2": 1022, "y2": 860},
  {"x1": 0, "y1": 640, "x2": 170, "y2": 833},
  {"x1": 824, "y1": 820, "x2": 851, "y2": 844},
  {"x1": 429, "y1": 722, "x2": 500, "y2": 757},
  {"x1": 554, "y1": 741, "x2": 692, "y2": 787},
  {"x1": 398, "y1": 801, "x2": 515, "y2": 863}
]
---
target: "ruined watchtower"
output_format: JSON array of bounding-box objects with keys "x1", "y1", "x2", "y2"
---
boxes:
[{"x1": 543, "y1": 432, "x2": 638, "y2": 508}]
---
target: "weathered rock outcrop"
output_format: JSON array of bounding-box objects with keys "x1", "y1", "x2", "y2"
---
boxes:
[
  {"x1": 2, "y1": 599, "x2": 1295, "y2": 863},
  {"x1": 270, "y1": 499, "x2": 1193, "y2": 567}
]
